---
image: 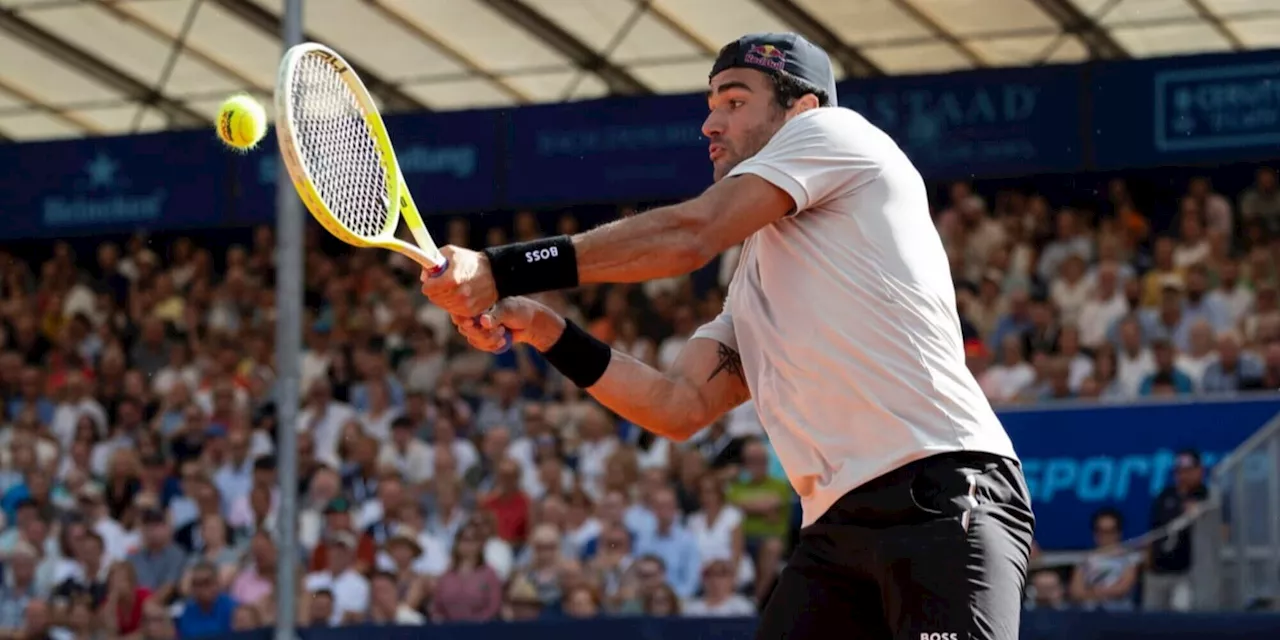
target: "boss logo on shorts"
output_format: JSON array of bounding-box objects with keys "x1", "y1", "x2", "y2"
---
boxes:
[
  {"x1": 526, "y1": 247, "x2": 559, "y2": 263},
  {"x1": 920, "y1": 634, "x2": 959, "y2": 640}
]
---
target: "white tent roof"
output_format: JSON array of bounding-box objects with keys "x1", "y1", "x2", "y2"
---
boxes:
[{"x1": 0, "y1": 0, "x2": 1276, "y2": 141}]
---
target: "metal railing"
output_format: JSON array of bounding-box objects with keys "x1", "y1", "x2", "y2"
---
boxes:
[{"x1": 1192, "y1": 410, "x2": 1280, "y2": 610}]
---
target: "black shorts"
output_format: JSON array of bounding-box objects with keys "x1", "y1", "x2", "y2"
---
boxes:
[{"x1": 755, "y1": 451, "x2": 1035, "y2": 640}]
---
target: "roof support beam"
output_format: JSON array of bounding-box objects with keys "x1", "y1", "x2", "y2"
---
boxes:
[
  {"x1": 0, "y1": 7, "x2": 205, "y2": 127},
  {"x1": 0, "y1": 76, "x2": 103, "y2": 135},
  {"x1": 362, "y1": 0, "x2": 531, "y2": 104},
  {"x1": 1028, "y1": 0, "x2": 1129, "y2": 59},
  {"x1": 479, "y1": 0, "x2": 651, "y2": 96},
  {"x1": 752, "y1": 0, "x2": 882, "y2": 78},
  {"x1": 210, "y1": 0, "x2": 428, "y2": 112},
  {"x1": 1185, "y1": 0, "x2": 1245, "y2": 51},
  {"x1": 90, "y1": 0, "x2": 271, "y2": 96},
  {"x1": 886, "y1": 0, "x2": 986, "y2": 67}
]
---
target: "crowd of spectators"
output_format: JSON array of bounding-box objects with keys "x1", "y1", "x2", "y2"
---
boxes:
[
  {"x1": 0, "y1": 164, "x2": 1275, "y2": 636},
  {"x1": 951, "y1": 167, "x2": 1280, "y2": 403}
]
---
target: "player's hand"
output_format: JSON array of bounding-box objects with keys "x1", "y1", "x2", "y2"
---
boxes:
[
  {"x1": 420, "y1": 245, "x2": 497, "y2": 317},
  {"x1": 451, "y1": 297, "x2": 566, "y2": 354}
]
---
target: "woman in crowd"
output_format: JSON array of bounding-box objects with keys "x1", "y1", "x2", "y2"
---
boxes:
[{"x1": 428, "y1": 525, "x2": 502, "y2": 622}]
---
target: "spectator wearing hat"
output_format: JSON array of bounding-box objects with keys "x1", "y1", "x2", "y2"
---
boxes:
[
  {"x1": 126, "y1": 508, "x2": 185, "y2": 604},
  {"x1": 308, "y1": 498, "x2": 376, "y2": 574},
  {"x1": 502, "y1": 576, "x2": 544, "y2": 622},
  {"x1": 388, "y1": 504, "x2": 449, "y2": 578},
  {"x1": 304, "y1": 532, "x2": 369, "y2": 626},
  {"x1": 0, "y1": 541, "x2": 41, "y2": 634},
  {"x1": 175, "y1": 561, "x2": 235, "y2": 639},
  {"x1": 377, "y1": 527, "x2": 430, "y2": 612}
]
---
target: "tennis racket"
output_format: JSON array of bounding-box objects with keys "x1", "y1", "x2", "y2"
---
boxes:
[{"x1": 274, "y1": 42, "x2": 510, "y2": 353}]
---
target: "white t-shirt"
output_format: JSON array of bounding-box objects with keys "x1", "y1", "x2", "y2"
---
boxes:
[
  {"x1": 682, "y1": 594, "x2": 757, "y2": 617},
  {"x1": 692, "y1": 107, "x2": 1017, "y2": 528},
  {"x1": 304, "y1": 569, "x2": 369, "y2": 625}
]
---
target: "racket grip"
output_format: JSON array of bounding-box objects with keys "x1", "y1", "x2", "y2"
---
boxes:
[
  {"x1": 426, "y1": 257, "x2": 449, "y2": 279},
  {"x1": 427, "y1": 258, "x2": 511, "y2": 354},
  {"x1": 471, "y1": 317, "x2": 512, "y2": 354}
]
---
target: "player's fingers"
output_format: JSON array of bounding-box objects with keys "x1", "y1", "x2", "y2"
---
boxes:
[{"x1": 466, "y1": 332, "x2": 506, "y2": 353}]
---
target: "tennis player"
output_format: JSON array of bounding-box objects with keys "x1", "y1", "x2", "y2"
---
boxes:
[{"x1": 422, "y1": 32, "x2": 1035, "y2": 640}]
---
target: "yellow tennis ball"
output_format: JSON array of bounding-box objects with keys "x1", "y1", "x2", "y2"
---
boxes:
[{"x1": 216, "y1": 94, "x2": 268, "y2": 151}]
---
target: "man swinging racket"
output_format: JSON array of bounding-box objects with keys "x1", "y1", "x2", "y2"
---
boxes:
[{"x1": 422, "y1": 33, "x2": 1035, "y2": 640}]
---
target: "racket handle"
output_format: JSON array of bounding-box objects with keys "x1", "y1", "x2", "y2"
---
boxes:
[
  {"x1": 427, "y1": 258, "x2": 512, "y2": 354},
  {"x1": 426, "y1": 258, "x2": 449, "y2": 279},
  {"x1": 476, "y1": 318, "x2": 513, "y2": 354}
]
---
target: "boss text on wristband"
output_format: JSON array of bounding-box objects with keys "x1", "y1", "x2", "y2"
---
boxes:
[{"x1": 483, "y1": 235, "x2": 579, "y2": 299}]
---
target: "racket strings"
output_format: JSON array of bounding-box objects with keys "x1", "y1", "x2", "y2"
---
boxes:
[{"x1": 288, "y1": 54, "x2": 393, "y2": 239}]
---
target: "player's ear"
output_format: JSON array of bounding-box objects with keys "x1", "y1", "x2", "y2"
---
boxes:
[{"x1": 790, "y1": 93, "x2": 820, "y2": 116}]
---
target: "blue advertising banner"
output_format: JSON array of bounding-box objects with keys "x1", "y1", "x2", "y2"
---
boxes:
[
  {"x1": 837, "y1": 65, "x2": 1085, "y2": 180},
  {"x1": 0, "y1": 130, "x2": 228, "y2": 238},
  {"x1": 211, "y1": 611, "x2": 1280, "y2": 640},
  {"x1": 1091, "y1": 49, "x2": 1280, "y2": 169},
  {"x1": 504, "y1": 93, "x2": 711, "y2": 206},
  {"x1": 1001, "y1": 398, "x2": 1280, "y2": 550},
  {"x1": 3, "y1": 49, "x2": 1280, "y2": 238},
  {"x1": 236, "y1": 109, "x2": 502, "y2": 223}
]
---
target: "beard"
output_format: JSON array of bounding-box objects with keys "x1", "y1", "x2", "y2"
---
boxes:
[{"x1": 711, "y1": 113, "x2": 785, "y2": 182}]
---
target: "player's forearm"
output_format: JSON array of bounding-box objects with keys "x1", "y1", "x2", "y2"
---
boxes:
[
  {"x1": 587, "y1": 349, "x2": 713, "y2": 442},
  {"x1": 570, "y1": 203, "x2": 716, "y2": 283},
  {"x1": 526, "y1": 313, "x2": 711, "y2": 441}
]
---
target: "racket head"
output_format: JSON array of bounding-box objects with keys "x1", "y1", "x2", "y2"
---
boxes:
[{"x1": 275, "y1": 43, "x2": 433, "y2": 263}]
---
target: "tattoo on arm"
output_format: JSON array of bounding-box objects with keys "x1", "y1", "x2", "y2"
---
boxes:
[{"x1": 707, "y1": 343, "x2": 747, "y2": 385}]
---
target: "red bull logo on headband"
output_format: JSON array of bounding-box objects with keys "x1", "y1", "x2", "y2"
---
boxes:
[{"x1": 744, "y1": 44, "x2": 786, "y2": 71}]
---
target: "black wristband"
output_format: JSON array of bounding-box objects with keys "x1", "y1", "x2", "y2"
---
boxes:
[
  {"x1": 483, "y1": 236, "x2": 579, "y2": 299},
  {"x1": 540, "y1": 319, "x2": 612, "y2": 389}
]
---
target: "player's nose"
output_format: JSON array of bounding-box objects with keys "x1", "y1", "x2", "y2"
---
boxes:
[{"x1": 701, "y1": 112, "x2": 724, "y2": 139}]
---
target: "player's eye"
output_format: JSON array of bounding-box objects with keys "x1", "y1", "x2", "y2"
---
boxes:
[{"x1": 728, "y1": 99, "x2": 745, "y2": 110}]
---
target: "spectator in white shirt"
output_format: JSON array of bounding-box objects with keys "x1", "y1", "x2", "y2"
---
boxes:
[
  {"x1": 1172, "y1": 204, "x2": 1211, "y2": 269},
  {"x1": 296, "y1": 379, "x2": 356, "y2": 464},
  {"x1": 378, "y1": 417, "x2": 432, "y2": 485},
  {"x1": 1050, "y1": 254, "x2": 1092, "y2": 327},
  {"x1": 1057, "y1": 327, "x2": 1094, "y2": 393},
  {"x1": 304, "y1": 533, "x2": 369, "y2": 626},
  {"x1": 357, "y1": 378, "x2": 402, "y2": 442},
  {"x1": 682, "y1": 559, "x2": 756, "y2": 617},
  {"x1": 1188, "y1": 176, "x2": 1234, "y2": 240},
  {"x1": 1176, "y1": 321, "x2": 1218, "y2": 390},
  {"x1": 1077, "y1": 262, "x2": 1129, "y2": 349},
  {"x1": 979, "y1": 335, "x2": 1036, "y2": 404},
  {"x1": 574, "y1": 405, "x2": 620, "y2": 501},
  {"x1": 1115, "y1": 317, "x2": 1155, "y2": 398},
  {"x1": 1206, "y1": 260, "x2": 1253, "y2": 329},
  {"x1": 49, "y1": 372, "x2": 107, "y2": 449}
]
